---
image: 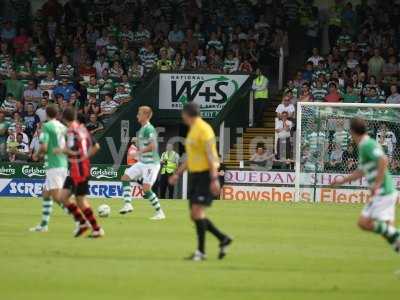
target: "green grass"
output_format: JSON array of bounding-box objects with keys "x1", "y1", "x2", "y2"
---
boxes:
[{"x1": 0, "y1": 199, "x2": 400, "y2": 300}]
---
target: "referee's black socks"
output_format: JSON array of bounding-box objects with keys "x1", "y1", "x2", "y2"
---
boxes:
[
  {"x1": 195, "y1": 219, "x2": 207, "y2": 254},
  {"x1": 205, "y1": 218, "x2": 226, "y2": 241},
  {"x1": 195, "y1": 218, "x2": 227, "y2": 254}
]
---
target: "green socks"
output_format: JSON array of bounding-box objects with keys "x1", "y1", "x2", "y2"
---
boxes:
[
  {"x1": 373, "y1": 220, "x2": 400, "y2": 244},
  {"x1": 123, "y1": 181, "x2": 132, "y2": 204},
  {"x1": 40, "y1": 197, "x2": 53, "y2": 228},
  {"x1": 144, "y1": 191, "x2": 161, "y2": 212}
]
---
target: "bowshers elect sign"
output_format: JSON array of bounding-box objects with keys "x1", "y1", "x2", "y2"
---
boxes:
[{"x1": 159, "y1": 73, "x2": 249, "y2": 118}]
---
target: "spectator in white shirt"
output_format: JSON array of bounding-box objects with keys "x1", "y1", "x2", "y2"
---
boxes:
[
  {"x1": 346, "y1": 51, "x2": 359, "y2": 70},
  {"x1": 35, "y1": 98, "x2": 48, "y2": 123},
  {"x1": 307, "y1": 48, "x2": 324, "y2": 67},
  {"x1": 386, "y1": 84, "x2": 400, "y2": 104},
  {"x1": 376, "y1": 124, "x2": 397, "y2": 158},
  {"x1": 93, "y1": 55, "x2": 109, "y2": 78},
  {"x1": 276, "y1": 96, "x2": 295, "y2": 119},
  {"x1": 249, "y1": 146, "x2": 274, "y2": 168},
  {"x1": 275, "y1": 112, "x2": 293, "y2": 160},
  {"x1": 23, "y1": 80, "x2": 42, "y2": 109}
]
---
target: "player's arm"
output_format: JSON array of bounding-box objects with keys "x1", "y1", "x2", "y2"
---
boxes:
[
  {"x1": 54, "y1": 132, "x2": 79, "y2": 156},
  {"x1": 87, "y1": 142, "x2": 100, "y2": 158},
  {"x1": 138, "y1": 140, "x2": 156, "y2": 154},
  {"x1": 332, "y1": 169, "x2": 364, "y2": 186},
  {"x1": 33, "y1": 128, "x2": 48, "y2": 160},
  {"x1": 371, "y1": 155, "x2": 388, "y2": 196},
  {"x1": 205, "y1": 137, "x2": 221, "y2": 196}
]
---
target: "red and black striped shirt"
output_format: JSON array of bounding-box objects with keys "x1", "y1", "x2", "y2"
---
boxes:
[{"x1": 67, "y1": 121, "x2": 92, "y2": 184}]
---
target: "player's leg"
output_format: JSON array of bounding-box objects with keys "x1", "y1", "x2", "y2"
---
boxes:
[
  {"x1": 75, "y1": 181, "x2": 104, "y2": 238},
  {"x1": 360, "y1": 193, "x2": 400, "y2": 252},
  {"x1": 60, "y1": 177, "x2": 91, "y2": 237},
  {"x1": 186, "y1": 203, "x2": 207, "y2": 261},
  {"x1": 30, "y1": 168, "x2": 67, "y2": 232},
  {"x1": 142, "y1": 163, "x2": 165, "y2": 220},
  {"x1": 186, "y1": 172, "x2": 232, "y2": 261},
  {"x1": 29, "y1": 188, "x2": 53, "y2": 232},
  {"x1": 119, "y1": 164, "x2": 141, "y2": 214}
]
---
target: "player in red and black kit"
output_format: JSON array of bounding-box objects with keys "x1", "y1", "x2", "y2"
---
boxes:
[{"x1": 56, "y1": 108, "x2": 104, "y2": 238}]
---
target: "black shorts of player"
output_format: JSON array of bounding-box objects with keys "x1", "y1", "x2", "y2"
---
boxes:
[
  {"x1": 188, "y1": 171, "x2": 214, "y2": 207},
  {"x1": 63, "y1": 176, "x2": 89, "y2": 196}
]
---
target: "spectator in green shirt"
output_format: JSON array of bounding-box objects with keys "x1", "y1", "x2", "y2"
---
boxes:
[
  {"x1": 4, "y1": 70, "x2": 24, "y2": 101},
  {"x1": 342, "y1": 85, "x2": 360, "y2": 103}
]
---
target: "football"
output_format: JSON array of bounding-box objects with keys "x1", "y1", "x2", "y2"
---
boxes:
[{"x1": 97, "y1": 204, "x2": 111, "y2": 218}]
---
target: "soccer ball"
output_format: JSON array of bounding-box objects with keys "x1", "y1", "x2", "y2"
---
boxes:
[{"x1": 98, "y1": 204, "x2": 111, "y2": 217}]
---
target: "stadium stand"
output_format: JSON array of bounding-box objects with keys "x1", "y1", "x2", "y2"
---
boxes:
[
  {"x1": 0, "y1": 0, "x2": 288, "y2": 164},
  {"x1": 3, "y1": 1, "x2": 400, "y2": 174}
]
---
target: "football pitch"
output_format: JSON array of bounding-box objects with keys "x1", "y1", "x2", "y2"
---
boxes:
[{"x1": 0, "y1": 198, "x2": 400, "y2": 300}]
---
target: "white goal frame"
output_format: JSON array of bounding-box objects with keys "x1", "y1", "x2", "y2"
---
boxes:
[{"x1": 294, "y1": 102, "x2": 400, "y2": 202}]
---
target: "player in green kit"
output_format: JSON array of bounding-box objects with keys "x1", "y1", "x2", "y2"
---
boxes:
[
  {"x1": 30, "y1": 105, "x2": 68, "y2": 232},
  {"x1": 333, "y1": 118, "x2": 400, "y2": 252},
  {"x1": 119, "y1": 106, "x2": 166, "y2": 220}
]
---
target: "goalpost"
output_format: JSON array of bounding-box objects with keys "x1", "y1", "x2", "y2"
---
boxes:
[{"x1": 294, "y1": 102, "x2": 400, "y2": 203}]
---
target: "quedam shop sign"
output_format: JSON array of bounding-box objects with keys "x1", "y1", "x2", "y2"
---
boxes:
[{"x1": 221, "y1": 170, "x2": 400, "y2": 203}]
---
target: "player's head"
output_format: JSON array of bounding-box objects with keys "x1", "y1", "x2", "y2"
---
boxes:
[
  {"x1": 350, "y1": 117, "x2": 367, "y2": 142},
  {"x1": 137, "y1": 106, "x2": 153, "y2": 124},
  {"x1": 182, "y1": 102, "x2": 200, "y2": 126},
  {"x1": 62, "y1": 107, "x2": 76, "y2": 124},
  {"x1": 46, "y1": 104, "x2": 58, "y2": 120}
]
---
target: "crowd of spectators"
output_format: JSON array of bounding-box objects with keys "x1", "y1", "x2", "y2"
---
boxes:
[
  {"x1": 283, "y1": 1, "x2": 400, "y2": 106},
  {"x1": 0, "y1": 0, "x2": 295, "y2": 162},
  {"x1": 273, "y1": 0, "x2": 400, "y2": 174}
]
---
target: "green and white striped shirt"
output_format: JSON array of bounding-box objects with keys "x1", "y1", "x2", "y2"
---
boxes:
[
  {"x1": 358, "y1": 136, "x2": 396, "y2": 196},
  {"x1": 223, "y1": 58, "x2": 239, "y2": 73},
  {"x1": 86, "y1": 84, "x2": 100, "y2": 99},
  {"x1": 306, "y1": 131, "x2": 328, "y2": 152},
  {"x1": 333, "y1": 130, "x2": 350, "y2": 150},
  {"x1": 138, "y1": 123, "x2": 160, "y2": 164},
  {"x1": 207, "y1": 40, "x2": 224, "y2": 52},
  {"x1": 141, "y1": 52, "x2": 158, "y2": 72},
  {"x1": 311, "y1": 88, "x2": 328, "y2": 102}
]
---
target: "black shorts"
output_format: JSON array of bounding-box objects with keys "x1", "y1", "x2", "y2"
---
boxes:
[
  {"x1": 63, "y1": 176, "x2": 89, "y2": 196},
  {"x1": 188, "y1": 171, "x2": 214, "y2": 207}
]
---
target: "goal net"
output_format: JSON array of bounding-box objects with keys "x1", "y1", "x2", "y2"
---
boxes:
[{"x1": 294, "y1": 102, "x2": 400, "y2": 203}]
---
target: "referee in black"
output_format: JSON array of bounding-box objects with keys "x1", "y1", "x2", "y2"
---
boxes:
[{"x1": 169, "y1": 103, "x2": 232, "y2": 261}]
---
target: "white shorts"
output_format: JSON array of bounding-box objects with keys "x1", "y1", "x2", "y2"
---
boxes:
[
  {"x1": 44, "y1": 168, "x2": 68, "y2": 191},
  {"x1": 361, "y1": 192, "x2": 398, "y2": 222},
  {"x1": 124, "y1": 162, "x2": 160, "y2": 186}
]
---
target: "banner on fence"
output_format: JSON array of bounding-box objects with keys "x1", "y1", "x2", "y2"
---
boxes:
[
  {"x1": 0, "y1": 178, "x2": 142, "y2": 198},
  {"x1": 224, "y1": 170, "x2": 400, "y2": 188},
  {"x1": 158, "y1": 73, "x2": 249, "y2": 118},
  {"x1": 0, "y1": 163, "x2": 127, "y2": 181},
  {"x1": 222, "y1": 185, "x2": 400, "y2": 204},
  {"x1": 0, "y1": 163, "x2": 142, "y2": 198}
]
